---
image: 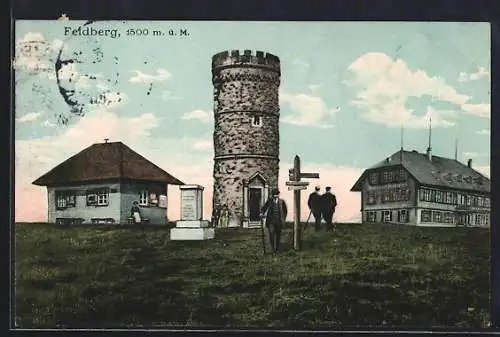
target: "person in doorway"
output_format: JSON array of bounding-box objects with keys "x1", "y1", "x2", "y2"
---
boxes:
[
  {"x1": 130, "y1": 200, "x2": 142, "y2": 224},
  {"x1": 261, "y1": 188, "x2": 288, "y2": 253},
  {"x1": 321, "y1": 186, "x2": 338, "y2": 231},
  {"x1": 308, "y1": 185, "x2": 323, "y2": 231}
]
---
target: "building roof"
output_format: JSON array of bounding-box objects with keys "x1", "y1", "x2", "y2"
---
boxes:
[
  {"x1": 32, "y1": 141, "x2": 185, "y2": 186},
  {"x1": 351, "y1": 149, "x2": 490, "y2": 193}
]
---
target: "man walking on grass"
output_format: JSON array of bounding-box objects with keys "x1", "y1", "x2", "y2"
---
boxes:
[
  {"x1": 321, "y1": 186, "x2": 337, "y2": 232},
  {"x1": 261, "y1": 188, "x2": 288, "y2": 253},
  {"x1": 308, "y1": 186, "x2": 323, "y2": 231}
]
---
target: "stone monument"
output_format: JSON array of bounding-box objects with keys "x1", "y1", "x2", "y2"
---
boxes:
[{"x1": 170, "y1": 185, "x2": 215, "y2": 240}]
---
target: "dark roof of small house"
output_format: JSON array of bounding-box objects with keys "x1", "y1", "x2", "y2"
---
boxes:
[
  {"x1": 351, "y1": 149, "x2": 490, "y2": 193},
  {"x1": 32, "y1": 141, "x2": 185, "y2": 186}
]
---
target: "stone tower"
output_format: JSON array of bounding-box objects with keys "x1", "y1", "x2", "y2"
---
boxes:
[{"x1": 211, "y1": 50, "x2": 281, "y2": 227}]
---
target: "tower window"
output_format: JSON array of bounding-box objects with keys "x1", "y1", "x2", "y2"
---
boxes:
[{"x1": 251, "y1": 115, "x2": 262, "y2": 127}]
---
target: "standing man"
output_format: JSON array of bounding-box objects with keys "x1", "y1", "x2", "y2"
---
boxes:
[
  {"x1": 321, "y1": 186, "x2": 338, "y2": 231},
  {"x1": 261, "y1": 188, "x2": 288, "y2": 253},
  {"x1": 308, "y1": 186, "x2": 323, "y2": 231}
]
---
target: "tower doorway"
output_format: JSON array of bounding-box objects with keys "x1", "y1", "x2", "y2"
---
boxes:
[
  {"x1": 242, "y1": 172, "x2": 269, "y2": 228},
  {"x1": 249, "y1": 188, "x2": 262, "y2": 222}
]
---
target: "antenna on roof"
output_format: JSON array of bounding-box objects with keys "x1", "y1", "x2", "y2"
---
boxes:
[
  {"x1": 426, "y1": 116, "x2": 432, "y2": 161},
  {"x1": 400, "y1": 125, "x2": 404, "y2": 162},
  {"x1": 454, "y1": 138, "x2": 458, "y2": 161}
]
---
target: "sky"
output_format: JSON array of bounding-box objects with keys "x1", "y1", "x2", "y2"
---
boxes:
[{"x1": 14, "y1": 20, "x2": 491, "y2": 223}]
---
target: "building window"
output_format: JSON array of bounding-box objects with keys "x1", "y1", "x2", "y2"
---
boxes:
[
  {"x1": 382, "y1": 189, "x2": 390, "y2": 203},
  {"x1": 139, "y1": 190, "x2": 148, "y2": 206},
  {"x1": 87, "y1": 188, "x2": 109, "y2": 206},
  {"x1": 382, "y1": 171, "x2": 389, "y2": 183},
  {"x1": 435, "y1": 191, "x2": 442, "y2": 203},
  {"x1": 366, "y1": 211, "x2": 377, "y2": 223},
  {"x1": 485, "y1": 197, "x2": 490, "y2": 208},
  {"x1": 251, "y1": 115, "x2": 262, "y2": 127},
  {"x1": 382, "y1": 210, "x2": 392, "y2": 223},
  {"x1": 421, "y1": 210, "x2": 431, "y2": 223},
  {"x1": 472, "y1": 196, "x2": 478, "y2": 207},
  {"x1": 444, "y1": 212, "x2": 454, "y2": 224},
  {"x1": 399, "y1": 169, "x2": 407, "y2": 182},
  {"x1": 453, "y1": 193, "x2": 458, "y2": 205},
  {"x1": 477, "y1": 197, "x2": 483, "y2": 207},
  {"x1": 387, "y1": 171, "x2": 394, "y2": 183},
  {"x1": 369, "y1": 172, "x2": 378, "y2": 185},
  {"x1": 457, "y1": 193, "x2": 464, "y2": 205},
  {"x1": 466, "y1": 195, "x2": 472, "y2": 206},
  {"x1": 433, "y1": 211, "x2": 442, "y2": 223},
  {"x1": 55, "y1": 191, "x2": 76, "y2": 210},
  {"x1": 366, "y1": 191, "x2": 376, "y2": 205},
  {"x1": 398, "y1": 209, "x2": 408, "y2": 223},
  {"x1": 446, "y1": 192, "x2": 453, "y2": 204},
  {"x1": 475, "y1": 214, "x2": 482, "y2": 226}
]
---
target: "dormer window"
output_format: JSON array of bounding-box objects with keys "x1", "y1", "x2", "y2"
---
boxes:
[{"x1": 251, "y1": 115, "x2": 262, "y2": 127}]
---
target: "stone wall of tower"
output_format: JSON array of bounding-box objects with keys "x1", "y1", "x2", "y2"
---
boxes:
[{"x1": 212, "y1": 50, "x2": 281, "y2": 224}]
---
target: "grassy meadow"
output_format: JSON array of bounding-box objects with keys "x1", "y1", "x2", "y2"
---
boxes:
[{"x1": 13, "y1": 222, "x2": 490, "y2": 329}]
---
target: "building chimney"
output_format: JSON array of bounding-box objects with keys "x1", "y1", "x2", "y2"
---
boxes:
[
  {"x1": 104, "y1": 138, "x2": 109, "y2": 143},
  {"x1": 468, "y1": 158, "x2": 472, "y2": 168}
]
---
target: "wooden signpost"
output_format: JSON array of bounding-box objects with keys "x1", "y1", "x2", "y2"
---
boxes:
[{"x1": 287, "y1": 155, "x2": 319, "y2": 250}]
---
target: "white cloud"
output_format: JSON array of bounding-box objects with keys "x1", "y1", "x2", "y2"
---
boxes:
[
  {"x1": 476, "y1": 129, "x2": 490, "y2": 136},
  {"x1": 181, "y1": 109, "x2": 212, "y2": 123},
  {"x1": 129, "y1": 68, "x2": 171, "y2": 83},
  {"x1": 161, "y1": 90, "x2": 182, "y2": 101},
  {"x1": 345, "y1": 52, "x2": 481, "y2": 128},
  {"x1": 192, "y1": 139, "x2": 213, "y2": 151},
  {"x1": 14, "y1": 32, "x2": 61, "y2": 75},
  {"x1": 462, "y1": 152, "x2": 487, "y2": 158},
  {"x1": 42, "y1": 120, "x2": 56, "y2": 127},
  {"x1": 280, "y1": 91, "x2": 337, "y2": 128},
  {"x1": 458, "y1": 66, "x2": 490, "y2": 82},
  {"x1": 461, "y1": 103, "x2": 490, "y2": 119},
  {"x1": 16, "y1": 112, "x2": 42, "y2": 123},
  {"x1": 293, "y1": 59, "x2": 310, "y2": 68}
]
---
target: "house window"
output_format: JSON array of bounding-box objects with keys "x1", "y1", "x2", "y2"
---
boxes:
[
  {"x1": 485, "y1": 197, "x2": 490, "y2": 208},
  {"x1": 55, "y1": 191, "x2": 76, "y2": 210},
  {"x1": 382, "y1": 189, "x2": 390, "y2": 203},
  {"x1": 387, "y1": 171, "x2": 394, "y2": 183},
  {"x1": 399, "y1": 169, "x2": 407, "y2": 182},
  {"x1": 86, "y1": 188, "x2": 109, "y2": 206},
  {"x1": 382, "y1": 171, "x2": 389, "y2": 183},
  {"x1": 444, "y1": 212, "x2": 454, "y2": 224},
  {"x1": 369, "y1": 172, "x2": 378, "y2": 185},
  {"x1": 366, "y1": 211, "x2": 377, "y2": 223},
  {"x1": 466, "y1": 195, "x2": 472, "y2": 206},
  {"x1": 472, "y1": 196, "x2": 478, "y2": 207},
  {"x1": 421, "y1": 210, "x2": 431, "y2": 223},
  {"x1": 366, "y1": 191, "x2": 376, "y2": 205},
  {"x1": 457, "y1": 193, "x2": 464, "y2": 205},
  {"x1": 251, "y1": 115, "x2": 262, "y2": 127},
  {"x1": 453, "y1": 193, "x2": 458, "y2": 205},
  {"x1": 382, "y1": 210, "x2": 392, "y2": 223},
  {"x1": 445, "y1": 192, "x2": 453, "y2": 204},
  {"x1": 475, "y1": 214, "x2": 481, "y2": 226},
  {"x1": 139, "y1": 190, "x2": 148, "y2": 206},
  {"x1": 435, "y1": 191, "x2": 442, "y2": 203},
  {"x1": 398, "y1": 209, "x2": 408, "y2": 223},
  {"x1": 433, "y1": 211, "x2": 442, "y2": 223}
]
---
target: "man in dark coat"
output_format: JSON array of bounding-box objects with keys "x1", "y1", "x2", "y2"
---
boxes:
[
  {"x1": 321, "y1": 186, "x2": 337, "y2": 231},
  {"x1": 308, "y1": 186, "x2": 323, "y2": 231},
  {"x1": 261, "y1": 188, "x2": 288, "y2": 253}
]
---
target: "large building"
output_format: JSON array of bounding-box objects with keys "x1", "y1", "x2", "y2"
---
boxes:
[
  {"x1": 351, "y1": 146, "x2": 490, "y2": 227},
  {"x1": 32, "y1": 140, "x2": 184, "y2": 225},
  {"x1": 211, "y1": 50, "x2": 281, "y2": 228}
]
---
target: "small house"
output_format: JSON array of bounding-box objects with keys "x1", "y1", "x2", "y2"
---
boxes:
[{"x1": 32, "y1": 140, "x2": 184, "y2": 225}]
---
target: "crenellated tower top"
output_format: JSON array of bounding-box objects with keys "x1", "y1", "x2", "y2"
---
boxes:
[{"x1": 211, "y1": 49, "x2": 281, "y2": 74}]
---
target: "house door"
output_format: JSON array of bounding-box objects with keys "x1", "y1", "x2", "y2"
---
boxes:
[{"x1": 249, "y1": 188, "x2": 262, "y2": 222}]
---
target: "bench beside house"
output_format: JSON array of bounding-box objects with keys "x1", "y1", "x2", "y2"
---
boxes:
[{"x1": 32, "y1": 140, "x2": 184, "y2": 226}]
